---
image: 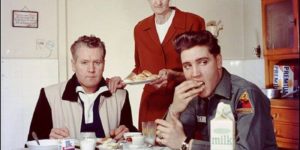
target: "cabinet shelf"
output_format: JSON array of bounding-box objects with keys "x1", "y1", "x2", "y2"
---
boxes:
[
  {"x1": 264, "y1": 53, "x2": 299, "y2": 60},
  {"x1": 270, "y1": 99, "x2": 299, "y2": 109}
]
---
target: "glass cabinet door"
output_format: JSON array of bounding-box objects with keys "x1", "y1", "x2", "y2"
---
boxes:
[{"x1": 266, "y1": 0, "x2": 294, "y2": 49}]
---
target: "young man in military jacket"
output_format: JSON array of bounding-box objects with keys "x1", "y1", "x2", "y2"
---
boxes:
[{"x1": 155, "y1": 31, "x2": 277, "y2": 150}]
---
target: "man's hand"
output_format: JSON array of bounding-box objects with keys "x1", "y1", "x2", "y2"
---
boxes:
[
  {"x1": 155, "y1": 112, "x2": 186, "y2": 149},
  {"x1": 106, "y1": 76, "x2": 126, "y2": 93},
  {"x1": 49, "y1": 127, "x2": 70, "y2": 139},
  {"x1": 170, "y1": 80, "x2": 205, "y2": 116},
  {"x1": 110, "y1": 125, "x2": 129, "y2": 141}
]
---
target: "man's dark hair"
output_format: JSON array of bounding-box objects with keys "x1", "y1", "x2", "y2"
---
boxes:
[
  {"x1": 174, "y1": 30, "x2": 220, "y2": 56},
  {"x1": 70, "y1": 35, "x2": 106, "y2": 60}
]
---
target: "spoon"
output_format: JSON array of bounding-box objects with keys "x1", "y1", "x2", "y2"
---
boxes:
[{"x1": 32, "y1": 131, "x2": 40, "y2": 145}]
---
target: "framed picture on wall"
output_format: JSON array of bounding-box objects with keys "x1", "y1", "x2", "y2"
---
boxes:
[{"x1": 12, "y1": 10, "x2": 38, "y2": 28}]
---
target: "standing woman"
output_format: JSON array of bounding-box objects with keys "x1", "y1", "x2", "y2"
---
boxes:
[{"x1": 111, "y1": 0, "x2": 206, "y2": 129}]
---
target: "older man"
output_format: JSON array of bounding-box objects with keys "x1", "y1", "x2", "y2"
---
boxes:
[{"x1": 27, "y1": 35, "x2": 137, "y2": 141}]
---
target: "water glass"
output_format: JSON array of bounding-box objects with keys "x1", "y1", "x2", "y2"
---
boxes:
[
  {"x1": 80, "y1": 132, "x2": 96, "y2": 139},
  {"x1": 80, "y1": 132, "x2": 96, "y2": 150},
  {"x1": 142, "y1": 121, "x2": 156, "y2": 146},
  {"x1": 80, "y1": 138, "x2": 96, "y2": 150}
]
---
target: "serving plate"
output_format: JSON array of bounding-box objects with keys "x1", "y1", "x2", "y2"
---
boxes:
[{"x1": 123, "y1": 78, "x2": 157, "y2": 85}]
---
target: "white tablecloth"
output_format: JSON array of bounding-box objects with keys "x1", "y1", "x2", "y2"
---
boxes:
[
  {"x1": 19, "y1": 146, "x2": 170, "y2": 150},
  {"x1": 122, "y1": 143, "x2": 171, "y2": 150}
]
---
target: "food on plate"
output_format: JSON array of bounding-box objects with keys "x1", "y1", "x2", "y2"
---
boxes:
[
  {"x1": 96, "y1": 137, "x2": 109, "y2": 145},
  {"x1": 134, "y1": 74, "x2": 148, "y2": 81},
  {"x1": 141, "y1": 70, "x2": 152, "y2": 77},
  {"x1": 98, "y1": 137, "x2": 120, "y2": 149},
  {"x1": 126, "y1": 70, "x2": 159, "y2": 82},
  {"x1": 97, "y1": 137, "x2": 112, "y2": 144}
]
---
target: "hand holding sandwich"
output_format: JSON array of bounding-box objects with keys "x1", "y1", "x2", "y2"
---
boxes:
[{"x1": 167, "y1": 80, "x2": 205, "y2": 120}]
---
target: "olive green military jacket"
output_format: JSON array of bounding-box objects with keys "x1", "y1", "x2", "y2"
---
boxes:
[{"x1": 180, "y1": 68, "x2": 277, "y2": 150}]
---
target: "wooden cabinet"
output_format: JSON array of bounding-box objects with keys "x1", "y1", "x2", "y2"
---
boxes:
[
  {"x1": 262, "y1": 0, "x2": 299, "y2": 88},
  {"x1": 262, "y1": 0, "x2": 299, "y2": 149},
  {"x1": 271, "y1": 100, "x2": 299, "y2": 149}
]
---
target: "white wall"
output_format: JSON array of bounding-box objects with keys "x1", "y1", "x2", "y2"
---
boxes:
[
  {"x1": 243, "y1": 0, "x2": 263, "y2": 59},
  {"x1": 1, "y1": 0, "x2": 264, "y2": 149},
  {"x1": 1, "y1": 0, "x2": 58, "y2": 59},
  {"x1": 223, "y1": 59, "x2": 265, "y2": 88},
  {"x1": 174, "y1": 0, "x2": 245, "y2": 59},
  {"x1": 1, "y1": 59, "x2": 59, "y2": 149},
  {"x1": 1, "y1": 0, "x2": 61, "y2": 149}
]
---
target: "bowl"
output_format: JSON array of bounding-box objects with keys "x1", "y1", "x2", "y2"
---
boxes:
[
  {"x1": 264, "y1": 88, "x2": 281, "y2": 99},
  {"x1": 26, "y1": 139, "x2": 59, "y2": 150}
]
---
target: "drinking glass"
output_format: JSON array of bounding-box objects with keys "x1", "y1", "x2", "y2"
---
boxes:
[
  {"x1": 80, "y1": 132, "x2": 96, "y2": 150},
  {"x1": 142, "y1": 121, "x2": 156, "y2": 146},
  {"x1": 80, "y1": 132, "x2": 96, "y2": 139}
]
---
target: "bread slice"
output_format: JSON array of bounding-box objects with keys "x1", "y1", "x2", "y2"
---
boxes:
[
  {"x1": 125, "y1": 70, "x2": 158, "y2": 82},
  {"x1": 141, "y1": 70, "x2": 152, "y2": 77},
  {"x1": 133, "y1": 73, "x2": 147, "y2": 81}
]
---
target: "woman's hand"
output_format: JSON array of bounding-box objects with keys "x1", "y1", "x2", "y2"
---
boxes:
[{"x1": 149, "y1": 69, "x2": 169, "y2": 88}]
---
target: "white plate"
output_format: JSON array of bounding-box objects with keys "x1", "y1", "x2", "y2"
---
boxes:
[
  {"x1": 97, "y1": 144, "x2": 122, "y2": 150},
  {"x1": 123, "y1": 78, "x2": 157, "y2": 85},
  {"x1": 26, "y1": 139, "x2": 59, "y2": 150},
  {"x1": 123, "y1": 132, "x2": 142, "y2": 139},
  {"x1": 74, "y1": 138, "x2": 102, "y2": 148},
  {"x1": 122, "y1": 143, "x2": 150, "y2": 150}
]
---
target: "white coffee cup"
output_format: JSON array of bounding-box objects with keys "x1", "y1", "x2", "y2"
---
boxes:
[
  {"x1": 131, "y1": 135, "x2": 145, "y2": 145},
  {"x1": 80, "y1": 138, "x2": 96, "y2": 150}
]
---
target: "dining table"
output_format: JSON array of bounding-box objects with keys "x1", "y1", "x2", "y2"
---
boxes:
[{"x1": 20, "y1": 141, "x2": 172, "y2": 150}]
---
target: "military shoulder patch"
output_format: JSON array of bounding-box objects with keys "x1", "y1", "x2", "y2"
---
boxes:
[{"x1": 236, "y1": 91, "x2": 253, "y2": 113}]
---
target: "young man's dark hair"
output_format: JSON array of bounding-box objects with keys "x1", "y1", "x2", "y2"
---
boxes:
[{"x1": 174, "y1": 30, "x2": 220, "y2": 56}]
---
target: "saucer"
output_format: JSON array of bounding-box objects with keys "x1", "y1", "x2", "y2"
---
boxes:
[{"x1": 123, "y1": 143, "x2": 149, "y2": 150}]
